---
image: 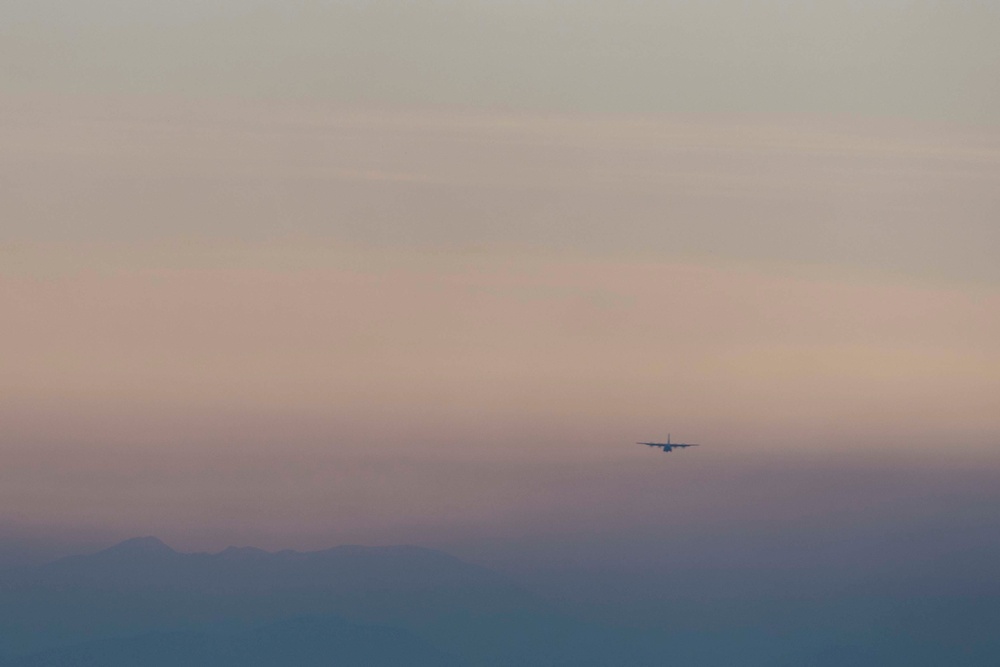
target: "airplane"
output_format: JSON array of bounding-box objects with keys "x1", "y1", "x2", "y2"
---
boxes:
[{"x1": 637, "y1": 434, "x2": 698, "y2": 453}]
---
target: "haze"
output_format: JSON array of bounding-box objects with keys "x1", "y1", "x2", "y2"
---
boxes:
[{"x1": 2, "y1": 0, "x2": 998, "y2": 615}]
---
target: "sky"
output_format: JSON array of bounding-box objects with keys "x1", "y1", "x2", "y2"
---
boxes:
[{"x1": 2, "y1": 1, "x2": 999, "y2": 581}]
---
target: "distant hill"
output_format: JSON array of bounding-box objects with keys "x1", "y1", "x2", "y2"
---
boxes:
[
  {"x1": 1, "y1": 536, "x2": 520, "y2": 597},
  {"x1": 0, "y1": 537, "x2": 530, "y2": 645},
  {"x1": 0, "y1": 538, "x2": 627, "y2": 667},
  {"x1": 1, "y1": 537, "x2": 996, "y2": 666},
  {"x1": 0, "y1": 614, "x2": 464, "y2": 667}
]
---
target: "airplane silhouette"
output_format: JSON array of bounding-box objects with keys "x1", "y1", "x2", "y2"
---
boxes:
[{"x1": 637, "y1": 434, "x2": 699, "y2": 453}]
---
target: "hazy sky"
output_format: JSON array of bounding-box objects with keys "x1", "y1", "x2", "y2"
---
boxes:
[
  {"x1": 2, "y1": 1, "x2": 999, "y2": 561},
  {"x1": 4, "y1": 1, "x2": 1000, "y2": 121}
]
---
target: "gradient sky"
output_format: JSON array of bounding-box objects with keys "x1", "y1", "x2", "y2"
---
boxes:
[{"x1": 2, "y1": 1, "x2": 999, "y2": 567}]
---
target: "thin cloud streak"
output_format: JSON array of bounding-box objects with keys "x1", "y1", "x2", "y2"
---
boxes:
[{"x1": 3, "y1": 97, "x2": 998, "y2": 281}]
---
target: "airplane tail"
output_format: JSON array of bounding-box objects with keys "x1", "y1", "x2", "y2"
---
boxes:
[{"x1": 667, "y1": 433, "x2": 671, "y2": 444}]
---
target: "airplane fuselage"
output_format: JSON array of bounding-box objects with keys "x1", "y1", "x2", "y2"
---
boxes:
[{"x1": 637, "y1": 434, "x2": 698, "y2": 453}]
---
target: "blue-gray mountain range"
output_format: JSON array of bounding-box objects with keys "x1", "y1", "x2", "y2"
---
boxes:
[
  {"x1": 0, "y1": 537, "x2": 997, "y2": 666},
  {"x1": 0, "y1": 537, "x2": 632, "y2": 666}
]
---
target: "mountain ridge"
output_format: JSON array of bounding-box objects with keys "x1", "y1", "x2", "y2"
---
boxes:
[
  {"x1": 0, "y1": 613, "x2": 465, "y2": 667},
  {"x1": 0, "y1": 536, "x2": 588, "y2": 666}
]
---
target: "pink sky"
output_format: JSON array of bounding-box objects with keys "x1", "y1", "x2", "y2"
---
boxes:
[{"x1": 2, "y1": 96, "x2": 999, "y2": 549}]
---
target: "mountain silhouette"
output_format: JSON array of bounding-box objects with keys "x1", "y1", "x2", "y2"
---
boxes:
[
  {"x1": 0, "y1": 613, "x2": 463, "y2": 667},
  {"x1": 98, "y1": 536, "x2": 176, "y2": 557},
  {"x1": 5, "y1": 538, "x2": 514, "y2": 592},
  {"x1": 0, "y1": 538, "x2": 624, "y2": 666},
  {"x1": 4, "y1": 537, "x2": 991, "y2": 665}
]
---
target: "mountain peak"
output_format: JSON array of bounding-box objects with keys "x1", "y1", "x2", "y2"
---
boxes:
[{"x1": 99, "y1": 536, "x2": 176, "y2": 557}]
